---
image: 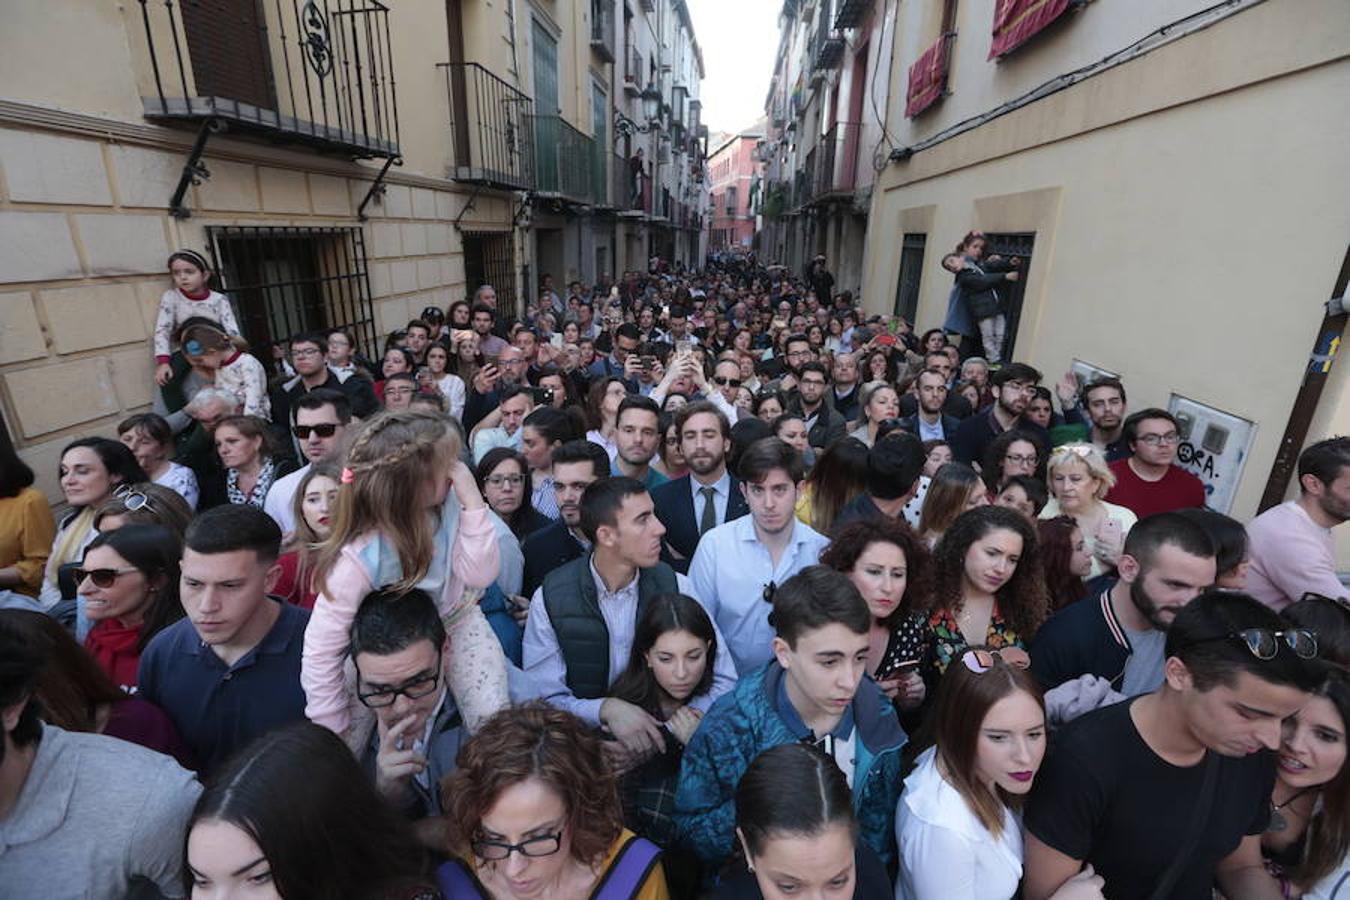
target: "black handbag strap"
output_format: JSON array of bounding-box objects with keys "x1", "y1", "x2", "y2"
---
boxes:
[{"x1": 1148, "y1": 752, "x2": 1220, "y2": 900}]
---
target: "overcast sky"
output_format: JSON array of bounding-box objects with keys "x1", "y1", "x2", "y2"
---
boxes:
[{"x1": 685, "y1": 0, "x2": 779, "y2": 136}]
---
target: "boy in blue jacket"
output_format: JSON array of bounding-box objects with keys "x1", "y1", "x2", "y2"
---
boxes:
[{"x1": 673, "y1": 565, "x2": 908, "y2": 872}]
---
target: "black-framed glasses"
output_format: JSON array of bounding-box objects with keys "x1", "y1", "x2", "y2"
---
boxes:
[
  {"x1": 1136, "y1": 432, "x2": 1180, "y2": 447},
  {"x1": 486, "y1": 474, "x2": 525, "y2": 487},
  {"x1": 472, "y1": 832, "x2": 563, "y2": 861},
  {"x1": 1183, "y1": 628, "x2": 1318, "y2": 661},
  {"x1": 292, "y1": 423, "x2": 340, "y2": 439},
  {"x1": 73, "y1": 567, "x2": 140, "y2": 588},
  {"x1": 355, "y1": 663, "x2": 442, "y2": 708}
]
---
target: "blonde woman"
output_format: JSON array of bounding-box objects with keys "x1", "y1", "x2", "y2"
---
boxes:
[
  {"x1": 848, "y1": 381, "x2": 901, "y2": 448},
  {"x1": 1040, "y1": 443, "x2": 1137, "y2": 579}
]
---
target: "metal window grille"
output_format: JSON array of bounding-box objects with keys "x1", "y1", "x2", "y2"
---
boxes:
[
  {"x1": 462, "y1": 231, "x2": 518, "y2": 319},
  {"x1": 893, "y1": 233, "x2": 926, "y2": 323},
  {"x1": 983, "y1": 232, "x2": 1035, "y2": 359},
  {"x1": 206, "y1": 226, "x2": 379, "y2": 362}
]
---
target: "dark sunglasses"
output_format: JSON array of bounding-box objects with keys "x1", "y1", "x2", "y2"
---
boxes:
[
  {"x1": 713, "y1": 376, "x2": 742, "y2": 388},
  {"x1": 73, "y1": 567, "x2": 139, "y2": 588},
  {"x1": 1183, "y1": 628, "x2": 1318, "y2": 661},
  {"x1": 292, "y1": 423, "x2": 340, "y2": 439}
]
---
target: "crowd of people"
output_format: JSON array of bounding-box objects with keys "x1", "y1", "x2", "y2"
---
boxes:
[{"x1": 0, "y1": 242, "x2": 1348, "y2": 900}]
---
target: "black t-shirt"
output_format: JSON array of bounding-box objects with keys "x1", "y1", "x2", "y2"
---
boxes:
[{"x1": 1024, "y1": 697, "x2": 1275, "y2": 900}]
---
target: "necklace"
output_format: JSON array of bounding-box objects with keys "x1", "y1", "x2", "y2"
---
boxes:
[{"x1": 1267, "y1": 788, "x2": 1312, "y2": 833}]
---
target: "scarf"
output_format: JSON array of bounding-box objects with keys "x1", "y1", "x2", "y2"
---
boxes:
[
  {"x1": 227, "y1": 456, "x2": 277, "y2": 508},
  {"x1": 85, "y1": 619, "x2": 143, "y2": 691}
]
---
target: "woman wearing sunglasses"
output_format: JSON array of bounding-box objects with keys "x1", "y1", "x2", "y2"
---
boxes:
[
  {"x1": 78, "y1": 524, "x2": 185, "y2": 691},
  {"x1": 896, "y1": 646, "x2": 1106, "y2": 900},
  {"x1": 1262, "y1": 595, "x2": 1350, "y2": 898},
  {"x1": 439, "y1": 704, "x2": 668, "y2": 899}
]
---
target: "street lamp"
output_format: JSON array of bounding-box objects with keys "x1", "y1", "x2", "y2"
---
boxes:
[{"x1": 614, "y1": 81, "x2": 665, "y2": 137}]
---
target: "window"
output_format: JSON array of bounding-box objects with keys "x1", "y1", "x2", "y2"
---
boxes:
[
  {"x1": 982, "y1": 232, "x2": 1035, "y2": 359},
  {"x1": 893, "y1": 233, "x2": 926, "y2": 323},
  {"x1": 207, "y1": 226, "x2": 379, "y2": 362},
  {"x1": 462, "y1": 231, "x2": 518, "y2": 319},
  {"x1": 725, "y1": 186, "x2": 738, "y2": 215}
]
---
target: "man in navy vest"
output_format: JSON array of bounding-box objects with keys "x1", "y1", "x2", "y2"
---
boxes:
[{"x1": 520, "y1": 477, "x2": 738, "y2": 759}]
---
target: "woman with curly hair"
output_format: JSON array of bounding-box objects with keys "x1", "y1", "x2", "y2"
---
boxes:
[
  {"x1": 923, "y1": 506, "x2": 1048, "y2": 677},
  {"x1": 821, "y1": 519, "x2": 932, "y2": 716},
  {"x1": 439, "y1": 703, "x2": 669, "y2": 899}
]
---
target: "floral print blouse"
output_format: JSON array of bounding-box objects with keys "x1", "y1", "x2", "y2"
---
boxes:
[{"x1": 927, "y1": 603, "x2": 1025, "y2": 676}]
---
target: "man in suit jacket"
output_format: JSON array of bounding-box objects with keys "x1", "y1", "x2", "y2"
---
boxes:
[
  {"x1": 793, "y1": 362, "x2": 848, "y2": 453},
  {"x1": 520, "y1": 440, "x2": 611, "y2": 597},
  {"x1": 650, "y1": 401, "x2": 749, "y2": 573},
  {"x1": 898, "y1": 369, "x2": 963, "y2": 442}
]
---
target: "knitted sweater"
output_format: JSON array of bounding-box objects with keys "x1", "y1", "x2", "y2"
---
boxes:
[{"x1": 153, "y1": 289, "x2": 241, "y2": 361}]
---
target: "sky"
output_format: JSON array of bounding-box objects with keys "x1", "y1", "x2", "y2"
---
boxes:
[{"x1": 684, "y1": 0, "x2": 780, "y2": 137}]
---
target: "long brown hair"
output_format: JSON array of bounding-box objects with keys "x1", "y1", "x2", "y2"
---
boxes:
[
  {"x1": 287, "y1": 461, "x2": 343, "y2": 595},
  {"x1": 315, "y1": 411, "x2": 457, "y2": 596},
  {"x1": 928, "y1": 505, "x2": 1049, "y2": 640},
  {"x1": 917, "y1": 462, "x2": 985, "y2": 543},
  {"x1": 1037, "y1": 516, "x2": 1088, "y2": 611},
  {"x1": 0, "y1": 609, "x2": 123, "y2": 732},
  {"x1": 443, "y1": 703, "x2": 623, "y2": 867},
  {"x1": 931, "y1": 647, "x2": 1045, "y2": 837},
  {"x1": 802, "y1": 436, "x2": 869, "y2": 533}
]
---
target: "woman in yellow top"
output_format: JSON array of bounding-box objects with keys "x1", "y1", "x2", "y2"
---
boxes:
[
  {"x1": 0, "y1": 442, "x2": 55, "y2": 608},
  {"x1": 440, "y1": 703, "x2": 669, "y2": 900}
]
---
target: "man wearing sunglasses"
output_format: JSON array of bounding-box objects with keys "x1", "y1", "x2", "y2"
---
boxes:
[
  {"x1": 1024, "y1": 591, "x2": 1323, "y2": 900},
  {"x1": 264, "y1": 390, "x2": 351, "y2": 535},
  {"x1": 351, "y1": 587, "x2": 462, "y2": 850}
]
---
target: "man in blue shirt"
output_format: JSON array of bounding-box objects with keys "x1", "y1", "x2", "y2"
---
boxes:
[
  {"x1": 138, "y1": 505, "x2": 308, "y2": 773},
  {"x1": 688, "y1": 438, "x2": 830, "y2": 673}
]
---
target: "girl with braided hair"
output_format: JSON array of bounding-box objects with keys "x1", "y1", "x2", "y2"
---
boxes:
[{"x1": 302, "y1": 410, "x2": 507, "y2": 746}]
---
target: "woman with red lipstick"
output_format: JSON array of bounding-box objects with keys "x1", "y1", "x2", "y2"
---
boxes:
[
  {"x1": 821, "y1": 519, "x2": 932, "y2": 715},
  {"x1": 274, "y1": 462, "x2": 341, "y2": 609},
  {"x1": 1262, "y1": 595, "x2": 1350, "y2": 898},
  {"x1": 923, "y1": 506, "x2": 1048, "y2": 677},
  {"x1": 896, "y1": 646, "x2": 1105, "y2": 900}
]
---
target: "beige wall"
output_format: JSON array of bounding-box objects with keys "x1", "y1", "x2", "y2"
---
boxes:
[{"x1": 863, "y1": 0, "x2": 1350, "y2": 563}]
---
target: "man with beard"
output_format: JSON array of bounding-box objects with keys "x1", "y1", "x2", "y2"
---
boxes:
[
  {"x1": 613, "y1": 395, "x2": 667, "y2": 490},
  {"x1": 1245, "y1": 435, "x2": 1350, "y2": 610},
  {"x1": 520, "y1": 441, "x2": 611, "y2": 597},
  {"x1": 1030, "y1": 512, "x2": 1217, "y2": 696},
  {"x1": 950, "y1": 362, "x2": 1047, "y2": 465},
  {"x1": 687, "y1": 439, "x2": 830, "y2": 674},
  {"x1": 793, "y1": 362, "x2": 846, "y2": 453},
  {"x1": 899, "y1": 368, "x2": 961, "y2": 442},
  {"x1": 650, "y1": 402, "x2": 750, "y2": 573},
  {"x1": 1054, "y1": 375, "x2": 1130, "y2": 461}
]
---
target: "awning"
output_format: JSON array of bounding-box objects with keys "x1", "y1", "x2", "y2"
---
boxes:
[
  {"x1": 906, "y1": 35, "x2": 950, "y2": 118},
  {"x1": 990, "y1": 0, "x2": 1072, "y2": 59}
]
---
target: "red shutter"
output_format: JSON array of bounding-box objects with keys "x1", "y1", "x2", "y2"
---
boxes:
[
  {"x1": 989, "y1": 0, "x2": 1071, "y2": 59},
  {"x1": 905, "y1": 36, "x2": 950, "y2": 118}
]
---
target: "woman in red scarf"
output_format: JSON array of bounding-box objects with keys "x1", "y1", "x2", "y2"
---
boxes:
[{"x1": 77, "y1": 524, "x2": 184, "y2": 691}]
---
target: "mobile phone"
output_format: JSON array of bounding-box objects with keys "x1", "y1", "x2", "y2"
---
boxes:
[
  {"x1": 877, "y1": 658, "x2": 921, "y2": 681},
  {"x1": 450, "y1": 328, "x2": 473, "y2": 345},
  {"x1": 528, "y1": 387, "x2": 553, "y2": 405},
  {"x1": 641, "y1": 355, "x2": 655, "y2": 371},
  {"x1": 483, "y1": 353, "x2": 500, "y2": 368}
]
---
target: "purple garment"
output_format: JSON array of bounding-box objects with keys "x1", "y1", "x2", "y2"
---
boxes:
[{"x1": 105, "y1": 696, "x2": 196, "y2": 771}]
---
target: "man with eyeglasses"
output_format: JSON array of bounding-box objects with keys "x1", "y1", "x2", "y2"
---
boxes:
[
  {"x1": 1105, "y1": 409, "x2": 1205, "y2": 519},
  {"x1": 792, "y1": 362, "x2": 846, "y2": 453},
  {"x1": 520, "y1": 441, "x2": 612, "y2": 598},
  {"x1": 264, "y1": 390, "x2": 351, "y2": 535},
  {"x1": 464, "y1": 343, "x2": 527, "y2": 432},
  {"x1": 351, "y1": 587, "x2": 463, "y2": 849},
  {"x1": 950, "y1": 362, "x2": 1048, "y2": 465},
  {"x1": 1024, "y1": 591, "x2": 1322, "y2": 900},
  {"x1": 269, "y1": 332, "x2": 376, "y2": 450}
]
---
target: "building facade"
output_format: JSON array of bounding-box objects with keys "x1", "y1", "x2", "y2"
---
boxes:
[
  {"x1": 706, "y1": 124, "x2": 764, "y2": 252},
  {"x1": 0, "y1": 0, "x2": 707, "y2": 502},
  {"x1": 860, "y1": 0, "x2": 1349, "y2": 562}
]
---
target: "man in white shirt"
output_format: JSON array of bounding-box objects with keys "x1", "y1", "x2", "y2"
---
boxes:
[
  {"x1": 521, "y1": 477, "x2": 737, "y2": 758},
  {"x1": 689, "y1": 438, "x2": 830, "y2": 674},
  {"x1": 264, "y1": 390, "x2": 351, "y2": 535}
]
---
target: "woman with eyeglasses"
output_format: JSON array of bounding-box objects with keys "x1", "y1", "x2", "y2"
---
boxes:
[
  {"x1": 476, "y1": 448, "x2": 550, "y2": 541},
  {"x1": 39, "y1": 438, "x2": 148, "y2": 621},
  {"x1": 653, "y1": 415, "x2": 688, "y2": 482},
  {"x1": 1261, "y1": 595, "x2": 1350, "y2": 899},
  {"x1": 896, "y1": 645, "x2": 1105, "y2": 900},
  {"x1": 78, "y1": 524, "x2": 184, "y2": 691},
  {"x1": 203, "y1": 414, "x2": 297, "y2": 511},
  {"x1": 185, "y1": 721, "x2": 438, "y2": 899},
  {"x1": 117, "y1": 412, "x2": 200, "y2": 510},
  {"x1": 1040, "y1": 443, "x2": 1137, "y2": 579},
  {"x1": 713, "y1": 742, "x2": 892, "y2": 900},
  {"x1": 917, "y1": 463, "x2": 990, "y2": 550},
  {"x1": 849, "y1": 382, "x2": 901, "y2": 449},
  {"x1": 439, "y1": 704, "x2": 669, "y2": 899},
  {"x1": 752, "y1": 390, "x2": 788, "y2": 423},
  {"x1": 274, "y1": 462, "x2": 342, "y2": 609},
  {"x1": 924, "y1": 506, "x2": 1048, "y2": 677},
  {"x1": 981, "y1": 429, "x2": 1047, "y2": 497}
]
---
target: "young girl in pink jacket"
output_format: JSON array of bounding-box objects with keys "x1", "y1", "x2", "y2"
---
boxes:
[{"x1": 302, "y1": 410, "x2": 507, "y2": 744}]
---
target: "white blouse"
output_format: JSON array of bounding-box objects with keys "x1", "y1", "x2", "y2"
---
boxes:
[{"x1": 895, "y1": 747, "x2": 1024, "y2": 900}]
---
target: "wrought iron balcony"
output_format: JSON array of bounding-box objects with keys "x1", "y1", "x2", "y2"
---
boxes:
[
  {"x1": 590, "y1": 0, "x2": 616, "y2": 63},
  {"x1": 812, "y1": 121, "x2": 862, "y2": 201},
  {"x1": 135, "y1": 0, "x2": 399, "y2": 158},
  {"x1": 439, "y1": 63, "x2": 534, "y2": 191},
  {"x1": 833, "y1": 0, "x2": 870, "y2": 29},
  {"x1": 529, "y1": 115, "x2": 598, "y2": 205}
]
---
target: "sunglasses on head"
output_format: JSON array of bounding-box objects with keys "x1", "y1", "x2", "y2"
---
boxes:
[
  {"x1": 1182, "y1": 628, "x2": 1318, "y2": 661},
  {"x1": 960, "y1": 646, "x2": 1032, "y2": 674},
  {"x1": 73, "y1": 566, "x2": 139, "y2": 588},
  {"x1": 112, "y1": 485, "x2": 157, "y2": 514},
  {"x1": 292, "y1": 423, "x2": 340, "y2": 439}
]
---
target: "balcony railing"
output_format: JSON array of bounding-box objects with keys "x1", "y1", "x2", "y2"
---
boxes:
[
  {"x1": 812, "y1": 121, "x2": 862, "y2": 200},
  {"x1": 439, "y1": 63, "x2": 533, "y2": 191},
  {"x1": 812, "y1": 0, "x2": 846, "y2": 70},
  {"x1": 134, "y1": 0, "x2": 399, "y2": 158},
  {"x1": 529, "y1": 115, "x2": 597, "y2": 204},
  {"x1": 834, "y1": 0, "x2": 871, "y2": 29},
  {"x1": 590, "y1": 0, "x2": 615, "y2": 63}
]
